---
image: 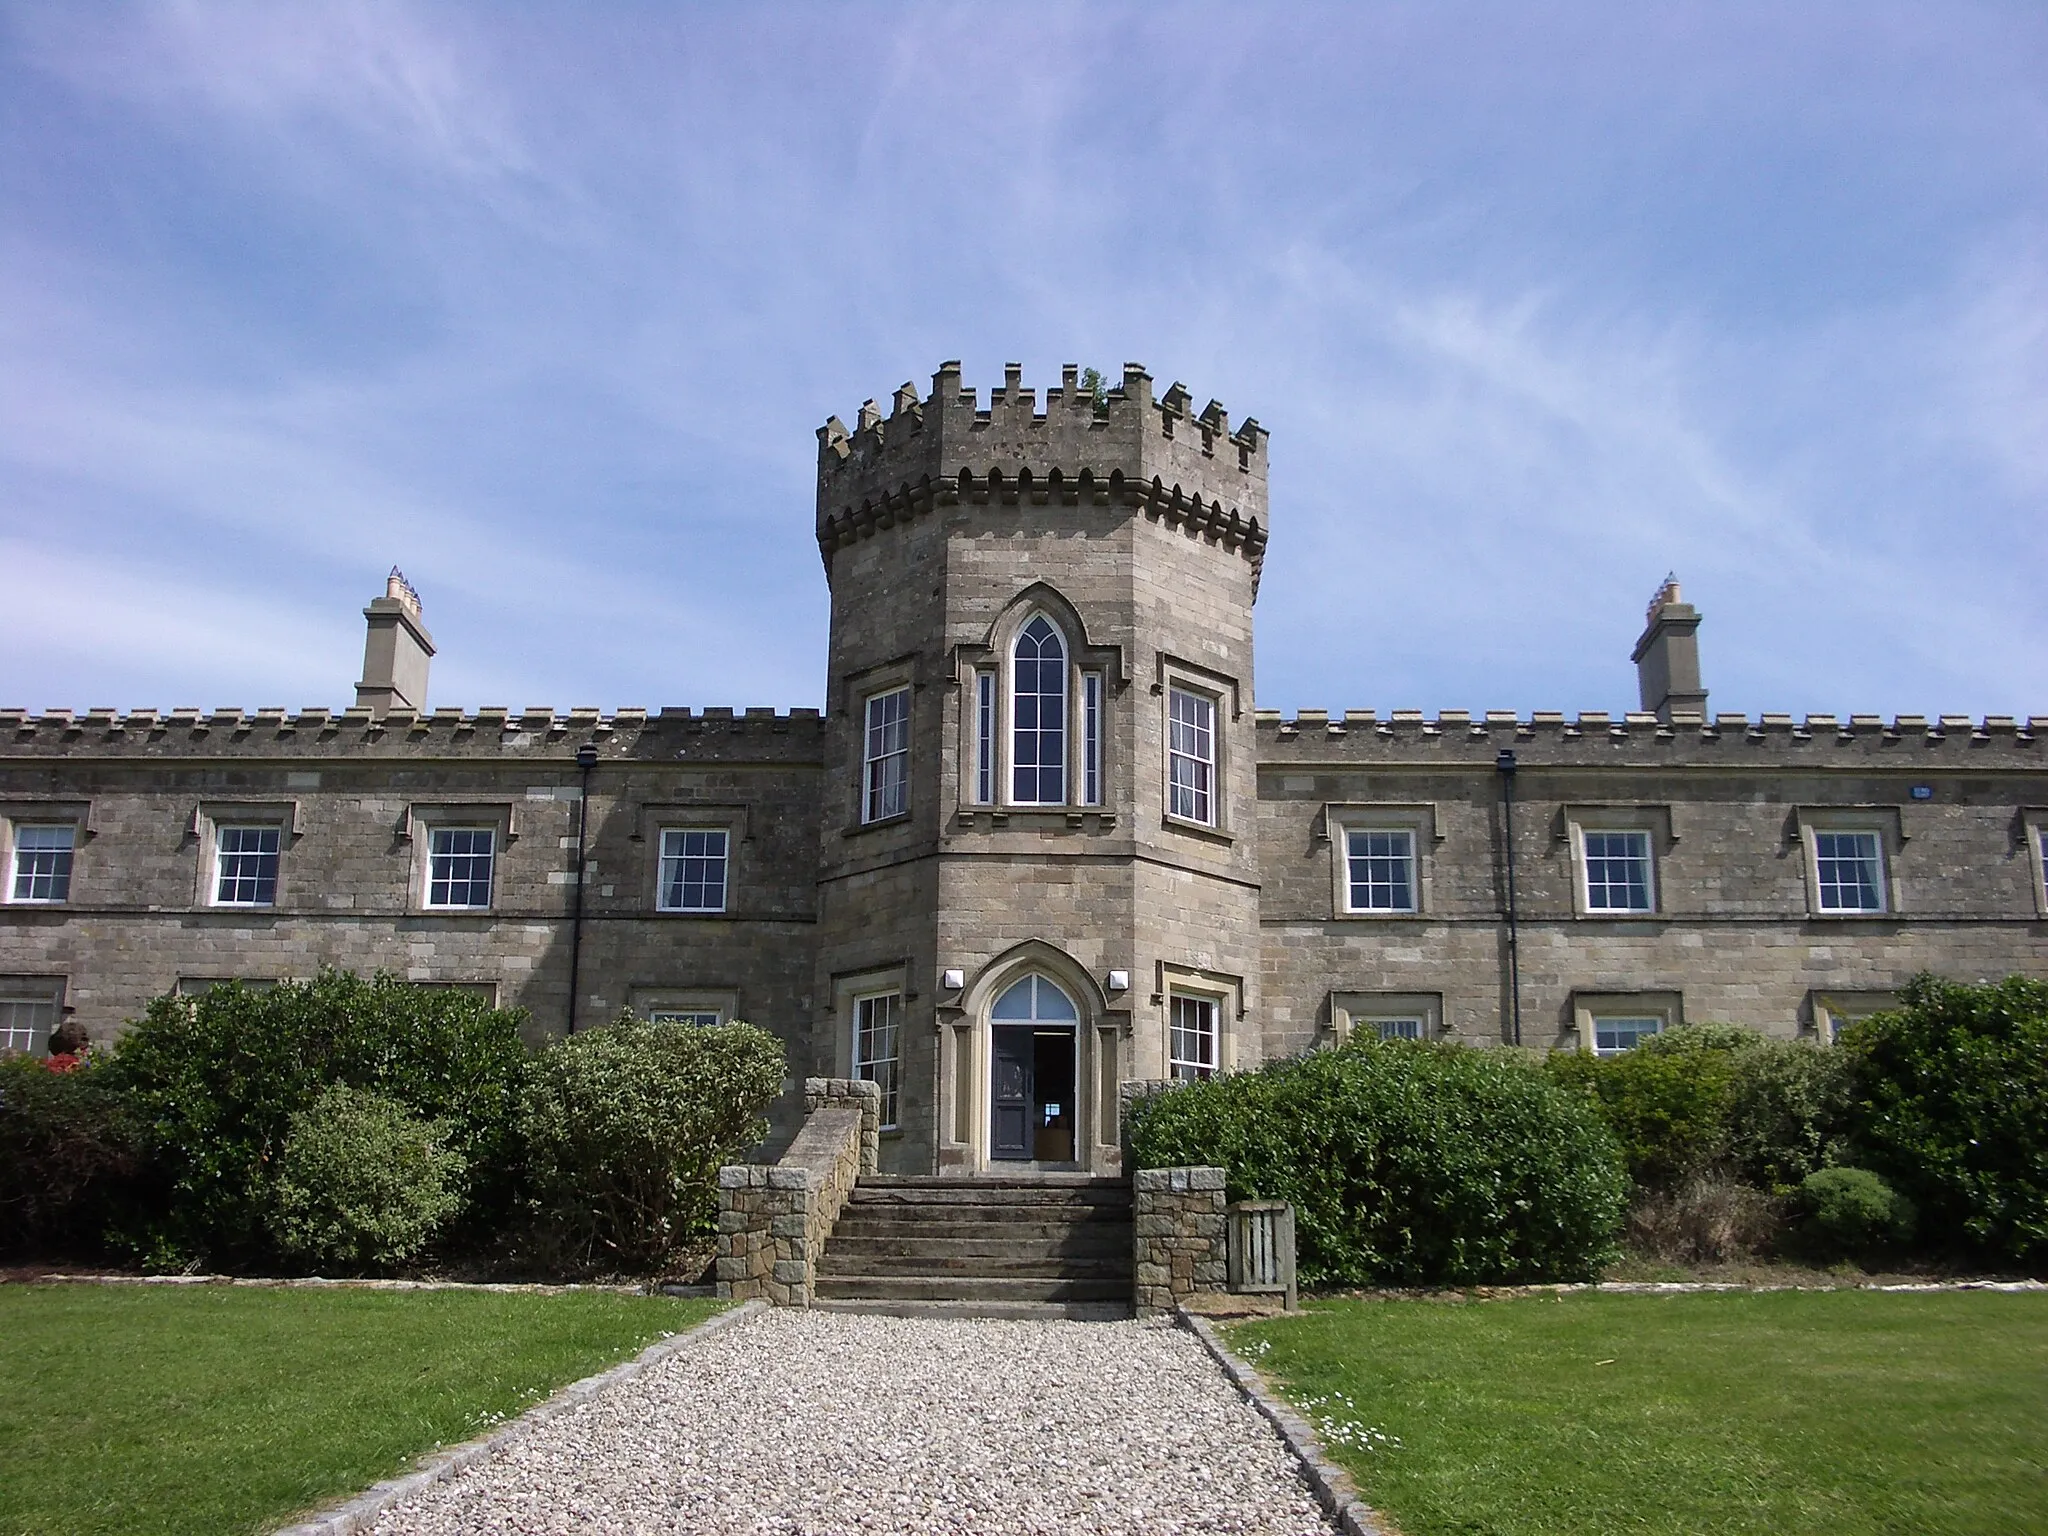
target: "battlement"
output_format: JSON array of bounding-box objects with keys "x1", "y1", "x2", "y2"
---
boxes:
[
  {"x1": 1253, "y1": 708, "x2": 2046, "y2": 767},
  {"x1": 0, "y1": 705, "x2": 827, "y2": 763},
  {"x1": 815, "y1": 362, "x2": 1270, "y2": 586}
]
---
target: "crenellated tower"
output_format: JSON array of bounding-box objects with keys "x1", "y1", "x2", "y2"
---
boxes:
[{"x1": 809, "y1": 362, "x2": 1271, "y2": 1176}]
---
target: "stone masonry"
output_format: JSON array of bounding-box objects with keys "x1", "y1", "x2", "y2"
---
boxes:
[
  {"x1": 1133, "y1": 1166, "x2": 1229, "y2": 1315},
  {"x1": 4, "y1": 362, "x2": 2046, "y2": 1179},
  {"x1": 715, "y1": 1077, "x2": 879, "y2": 1306}
]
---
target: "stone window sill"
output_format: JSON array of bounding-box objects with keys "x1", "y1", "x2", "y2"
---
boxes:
[{"x1": 1162, "y1": 814, "x2": 1233, "y2": 846}]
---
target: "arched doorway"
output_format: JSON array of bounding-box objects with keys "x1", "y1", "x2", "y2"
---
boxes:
[{"x1": 988, "y1": 973, "x2": 1078, "y2": 1163}]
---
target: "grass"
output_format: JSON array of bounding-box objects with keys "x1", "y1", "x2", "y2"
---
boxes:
[
  {"x1": 0, "y1": 1283, "x2": 724, "y2": 1536},
  {"x1": 1230, "y1": 1289, "x2": 2048, "y2": 1536}
]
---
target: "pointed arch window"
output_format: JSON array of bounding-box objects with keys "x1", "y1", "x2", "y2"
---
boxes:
[
  {"x1": 990, "y1": 973, "x2": 1080, "y2": 1024},
  {"x1": 1011, "y1": 616, "x2": 1067, "y2": 805}
]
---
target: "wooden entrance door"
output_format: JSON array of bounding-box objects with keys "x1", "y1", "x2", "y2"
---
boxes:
[{"x1": 990, "y1": 1026, "x2": 1033, "y2": 1160}]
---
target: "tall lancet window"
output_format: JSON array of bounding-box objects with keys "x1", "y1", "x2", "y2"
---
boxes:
[{"x1": 1011, "y1": 616, "x2": 1067, "y2": 804}]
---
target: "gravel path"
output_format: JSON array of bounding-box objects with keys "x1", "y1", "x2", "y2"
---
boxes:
[{"x1": 370, "y1": 1308, "x2": 1336, "y2": 1536}]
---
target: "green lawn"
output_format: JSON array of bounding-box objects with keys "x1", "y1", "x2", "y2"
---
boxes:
[
  {"x1": 0, "y1": 1284, "x2": 724, "y2": 1536},
  {"x1": 1230, "y1": 1290, "x2": 2048, "y2": 1536}
]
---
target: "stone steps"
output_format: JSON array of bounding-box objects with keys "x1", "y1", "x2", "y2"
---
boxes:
[{"x1": 817, "y1": 1175, "x2": 1134, "y2": 1305}]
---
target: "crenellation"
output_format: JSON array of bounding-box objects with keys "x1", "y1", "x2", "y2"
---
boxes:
[{"x1": 8, "y1": 370, "x2": 2043, "y2": 1209}]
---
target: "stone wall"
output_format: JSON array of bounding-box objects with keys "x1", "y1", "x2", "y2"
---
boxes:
[
  {"x1": 714, "y1": 1077, "x2": 879, "y2": 1306},
  {"x1": 1133, "y1": 1165, "x2": 1228, "y2": 1315}
]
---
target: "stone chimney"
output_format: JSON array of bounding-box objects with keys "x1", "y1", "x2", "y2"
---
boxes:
[
  {"x1": 355, "y1": 568, "x2": 435, "y2": 714},
  {"x1": 1632, "y1": 575, "x2": 1706, "y2": 721}
]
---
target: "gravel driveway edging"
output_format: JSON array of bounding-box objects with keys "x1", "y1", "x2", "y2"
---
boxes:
[
  {"x1": 1179, "y1": 1308, "x2": 1398, "y2": 1536},
  {"x1": 269, "y1": 1297, "x2": 766, "y2": 1536}
]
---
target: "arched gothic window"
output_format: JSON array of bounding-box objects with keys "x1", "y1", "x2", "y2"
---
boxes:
[{"x1": 1011, "y1": 616, "x2": 1067, "y2": 804}]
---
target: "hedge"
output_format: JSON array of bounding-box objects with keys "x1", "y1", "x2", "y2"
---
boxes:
[{"x1": 1126, "y1": 1037, "x2": 1628, "y2": 1286}]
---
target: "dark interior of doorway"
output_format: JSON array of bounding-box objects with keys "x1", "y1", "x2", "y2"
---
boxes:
[{"x1": 991, "y1": 1026, "x2": 1076, "y2": 1162}]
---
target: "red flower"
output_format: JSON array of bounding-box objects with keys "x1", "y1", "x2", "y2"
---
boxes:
[{"x1": 45, "y1": 1053, "x2": 82, "y2": 1074}]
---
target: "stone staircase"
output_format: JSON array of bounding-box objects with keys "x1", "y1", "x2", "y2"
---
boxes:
[{"x1": 814, "y1": 1174, "x2": 1133, "y2": 1309}]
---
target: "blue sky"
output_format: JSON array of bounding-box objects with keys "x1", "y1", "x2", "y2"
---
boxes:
[{"x1": 2, "y1": 2, "x2": 2043, "y2": 717}]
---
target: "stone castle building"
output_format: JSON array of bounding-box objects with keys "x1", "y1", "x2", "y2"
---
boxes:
[{"x1": 4, "y1": 362, "x2": 2046, "y2": 1174}]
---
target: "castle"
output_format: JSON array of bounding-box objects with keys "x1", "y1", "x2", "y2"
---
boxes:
[{"x1": 4, "y1": 362, "x2": 2045, "y2": 1174}]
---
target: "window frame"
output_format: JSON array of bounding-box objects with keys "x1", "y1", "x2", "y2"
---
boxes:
[
  {"x1": 1329, "y1": 991, "x2": 1445, "y2": 1045},
  {"x1": 1081, "y1": 670, "x2": 1103, "y2": 807},
  {"x1": 1560, "y1": 806, "x2": 1671, "y2": 919},
  {"x1": 210, "y1": 822, "x2": 285, "y2": 909},
  {"x1": 1793, "y1": 808, "x2": 1902, "y2": 918},
  {"x1": 1579, "y1": 827, "x2": 1657, "y2": 914},
  {"x1": 1570, "y1": 990, "x2": 1685, "y2": 1055},
  {"x1": 1808, "y1": 989, "x2": 1900, "y2": 1045},
  {"x1": 1167, "y1": 990, "x2": 1221, "y2": 1082},
  {"x1": 6, "y1": 821, "x2": 79, "y2": 905},
  {"x1": 2029, "y1": 812, "x2": 2048, "y2": 919},
  {"x1": 1165, "y1": 684, "x2": 1219, "y2": 829},
  {"x1": 632, "y1": 987, "x2": 739, "y2": 1028},
  {"x1": 1009, "y1": 615, "x2": 1069, "y2": 807},
  {"x1": 1344, "y1": 827, "x2": 1419, "y2": 914},
  {"x1": 423, "y1": 825, "x2": 498, "y2": 911},
  {"x1": 974, "y1": 670, "x2": 996, "y2": 806},
  {"x1": 0, "y1": 977, "x2": 66, "y2": 1055},
  {"x1": 861, "y1": 685, "x2": 911, "y2": 825},
  {"x1": 655, "y1": 826, "x2": 730, "y2": 914},
  {"x1": 852, "y1": 988, "x2": 903, "y2": 1130}
]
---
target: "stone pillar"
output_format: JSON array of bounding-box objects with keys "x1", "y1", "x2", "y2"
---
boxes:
[{"x1": 1132, "y1": 1165, "x2": 1228, "y2": 1315}]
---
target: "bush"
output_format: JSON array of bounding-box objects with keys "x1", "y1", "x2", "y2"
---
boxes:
[
  {"x1": 1725, "y1": 1039, "x2": 1854, "y2": 1191},
  {"x1": 1125, "y1": 1037, "x2": 1628, "y2": 1287},
  {"x1": 1626, "y1": 1173, "x2": 1784, "y2": 1265},
  {"x1": 104, "y1": 971, "x2": 530, "y2": 1268},
  {"x1": 1544, "y1": 1025, "x2": 1767, "y2": 1190},
  {"x1": 518, "y1": 1015, "x2": 785, "y2": 1274},
  {"x1": 1795, "y1": 1167, "x2": 1915, "y2": 1262},
  {"x1": 1839, "y1": 974, "x2": 2048, "y2": 1268},
  {"x1": 0, "y1": 1053, "x2": 139, "y2": 1259},
  {"x1": 269, "y1": 1085, "x2": 467, "y2": 1272}
]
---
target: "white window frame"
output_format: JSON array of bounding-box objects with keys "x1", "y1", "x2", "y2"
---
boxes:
[
  {"x1": 7, "y1": 822, "x2": 77, "y2": 905},
  {"x1": 1560, "y1": 806, "x2": 1671, "y2": 919},
  {"x1": 1794, "y1": 809, "x2": 1900, "y2": 917},
  {"x1": 853, "y1": 989, "x2": 902, "y2": 1129},
  {"x1": 862, "y1": 687, "x2": 911, "y2": 824},
  {"x1": 1081, "y1": 670, "x2": 1103, "y2": 807},
  {"x1": 1166, "y1": 685, "x2": 1218, "y2": 827},
  {"x1": 974, "y1": 671, "x2": 996, "y2": 806},
  {"x1": 1344, "y1": 828, "x2": 1418, "y2": 914},
  {"x1": 1813, "y1": 830, "x2": 1885, "y2": 913},
  {"x1": 632, "y1": 987, "x2": 738, "y2": 1028},
  {"x1": 424, "y1": 825, "x2": 497, "y2": 911},
  {"x1": 0, "y1": 978, "x2": 65, "y2": 1055},
  {"x1": 656, "y1": 827, "x2": 729, "y2": 914},
  {"x1": 211, "y1": 823, "x2": 285, "y2": 908},
  {"x1": 1168, "y1": 991, "x2": 1220, "y2": 1081},
  {"x1": 1009, "y1": 615, "x2": 1069, "y2": 807},
  {"x1": 1330, "y1": 991, "x2": 1444, "y2": 1045},
  {"x1": 2029, "y1": 814, "x2": 2048, "y2": 919},
  {"x1": 1571, "y1": 990, "x2": 1684, "y2": 1055},
  {"x1": 1579, "y1": 827, "x2": 1656, "y2": 914},
  {"x1": 1591, "y1": 1016, "x2": 1664, "y2": 1056}
]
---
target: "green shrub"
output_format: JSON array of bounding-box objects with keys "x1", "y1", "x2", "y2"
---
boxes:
[
  {"x1": 1544, "y1": 1025, "x2": 1766, "y2": 1190},
  {"x1": 104, "y1": 971, "x2": 530, "y2": 1268},
  {"x1": 1125, "y1": 1038, "x2": 1627, "y2": 1287},
  {"x1": 268, "y1": 1085, "x2": 467, "y2": 1272},
  {"x1": 1795, "y1": 1167, "x2": 1915, "y2": 1261},
  {"x1": 0, "y1": 1054, "x2": 139, "y2": 1259},
  {"x1": 1839, "y1": 974, "x2": 2048, "y2": 1268},
  {"x1": 518, "y1": 1015, "x2": 785, "y2": 1274},
  {"x1": 1725, "y1": 1039, "x2": 1854, "y2": 1191}
]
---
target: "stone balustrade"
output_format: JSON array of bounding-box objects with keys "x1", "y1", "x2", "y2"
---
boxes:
[{"x1": 715, "y1": 1077, "x2": 880, "y2": 1306}]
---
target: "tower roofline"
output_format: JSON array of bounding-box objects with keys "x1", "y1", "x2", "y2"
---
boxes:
[{"x1": 814, "y1": 362, "x2": 1269, "y2": 588}]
